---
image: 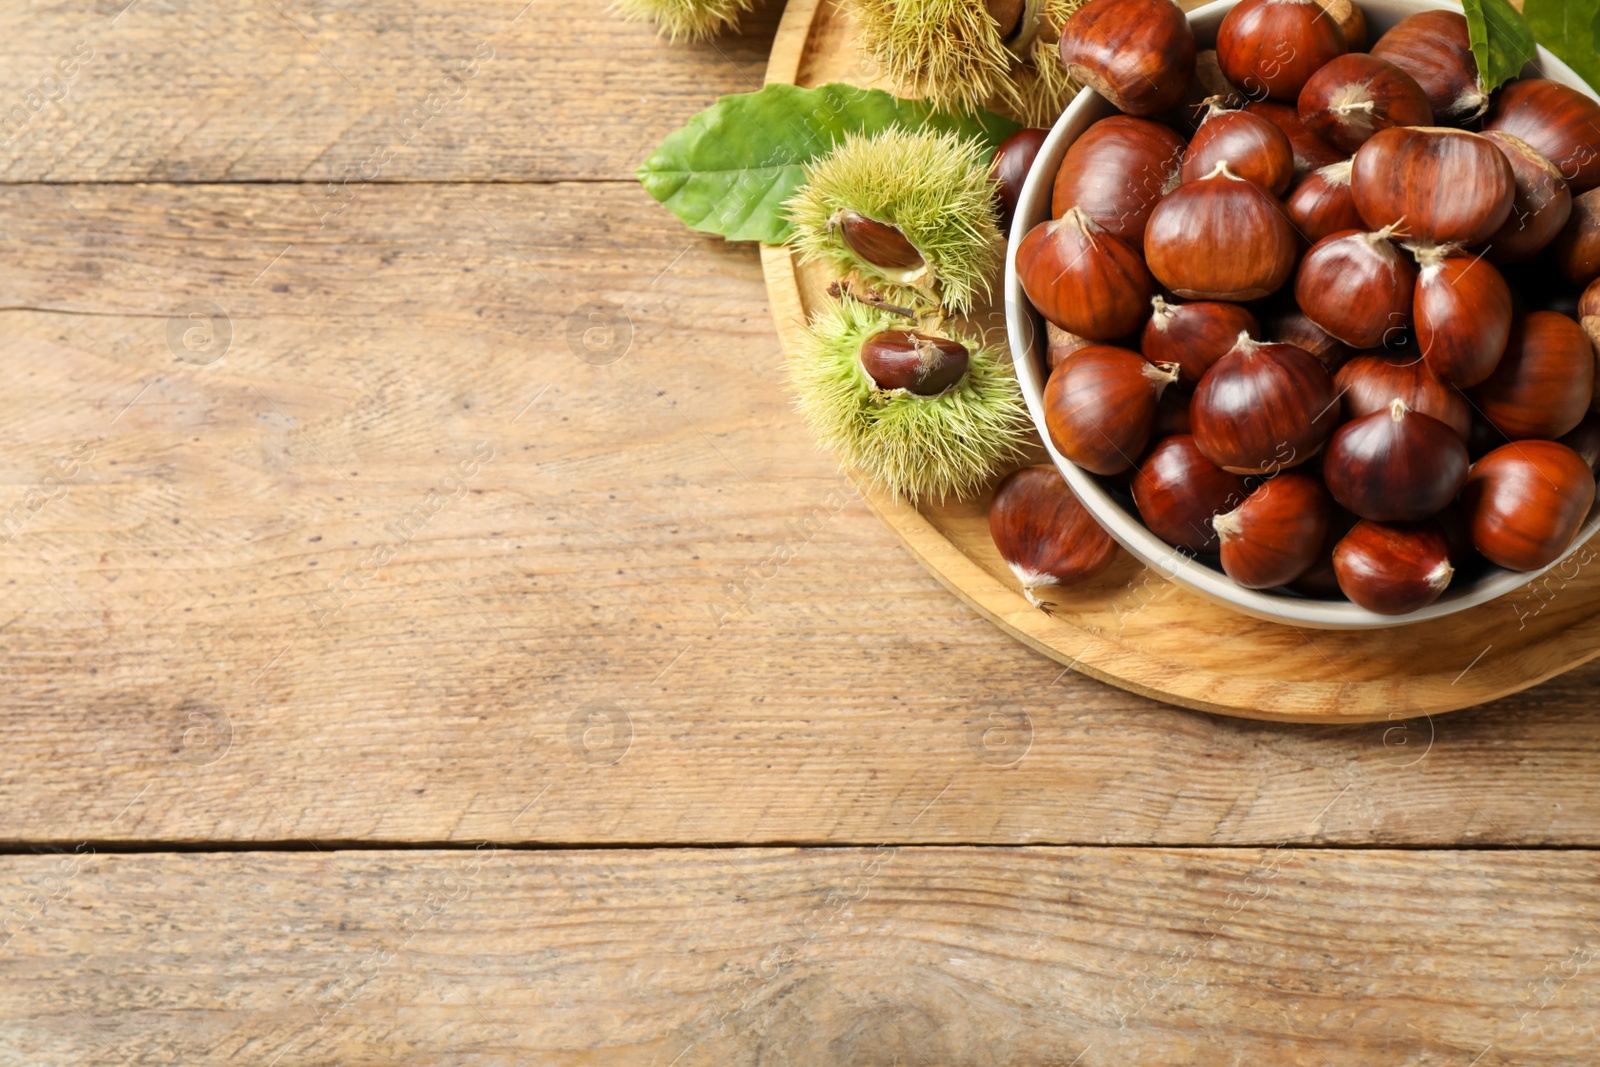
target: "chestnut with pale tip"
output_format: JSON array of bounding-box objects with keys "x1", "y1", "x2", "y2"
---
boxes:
[
  {"x1": 1052, "y1": 116, "x2": 1185, "y2": 240},
  {"x1": 1243, "y1": 100, "x2": 1345, "y2": 178},
  {"x1": 1044, "y1": 345, "x2": 1178, "y2": 475},
  {"x1": 1215, "y1": 0, "x2": 1346, "y2": 103},
  {"x1": 1463, "y1": 440, "x2": 1597, "y2": 571},
  {"x1": 1369, "y1": 11, "x2": 1487, "y2": 123},
  {"x1": 1017, "y1": 208, "x2": 1157, "y2": 340},
  {"x1": 1286, "y1": 159, "x2": 1365, "y2": 246},
  {"x1": 988, "y1": 465, "x2": 1120, "y2": 612},
  {"x1": 1294, "y1": 224, "x2": 1417, "y2": 350},
  {"x1": 1058, "y1": 0, "x2": 1196, "y2": 117},
  {"x1": 858, "y1": 330, "x2": 970, "y2": 396},
  {"x1": 1190, "y1": 333, "x2": 1337, "y2": 475},
  {"x1": 834, "y1": 209, "x2": 924, "y2": 271},
  {"x1": 1144, "y1": 161, "x2": 1298, "y2": 302},
  {"x1": 1334, "y1": 350, "x2": 1472, "y2": 438},
  {"x1": 990, "y1": 127, "x2": 1049, "y2": 236},
  {"x1": 1132, "y1": 434, "x2": 1250, "y2": 553},
  {"x1": 1351, "y1": 127, "x2": 1515, "y2": 247},
  {"x1": 1297, "y1": 53, "x2": 1433, "y2": 154},
  {"x1": 1411, "y1": 243, "x2": 1513, "y2": 388},
  {"x1": 1485, "y1": 79, "x2": 1600, "y2": 194},
  {"x1": 1181, "y1": 99, "x2": 1295, "y2": 196},
  {"x1": 1482, "y1": 131, "x2": 1572, "y2": 265},
  {"x1": 1213, "y1": 472, "x2": 1333, "y2": 589},
  {"x1": 1323, "y1": 398, "x2": 1470, "y2": 522},
  {"x1": 1470, "y1": 311, "x2": 1596, "y2": 441},
  {"x1": 1333, "y1": 519, "x2": 1455, "y2": 615},
  {"x1": 1140, "y1": 295, "x2": 1260, "y2": 387}
]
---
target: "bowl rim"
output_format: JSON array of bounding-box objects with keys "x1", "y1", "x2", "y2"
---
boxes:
[{"x1": 1004, "y1": 0, "x2": 1600, "y2": 630}]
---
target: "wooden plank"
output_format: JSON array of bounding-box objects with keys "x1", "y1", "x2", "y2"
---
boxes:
[
  {"x1": 2, "y1": 847, "x2": 1597, "y2": 1064},
  {"x1": 0, "y1": 1, "x2": 779, "y2": 183},
  {"x1": 3, "y1": 181, "x2": 1600, "y2": 847}
]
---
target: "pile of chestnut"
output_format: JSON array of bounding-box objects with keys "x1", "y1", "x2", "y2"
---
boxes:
[{"x1": 1011, "y1": 0, "x2": 1600, "y2": 615}]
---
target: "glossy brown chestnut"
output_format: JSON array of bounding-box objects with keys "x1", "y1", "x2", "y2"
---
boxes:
[
  {"x1": 1471, "y1": 311, "x2": 1596, "y2": 440},
  {"x1": 1044, "y1": 345, "x2": 1178, "y2": 475},
  {"x1": 1294, "y1": 225, "x2": 1417, "y2": 349},
  {"x1": 1351, "y1": 127, "x2": 1516, "y2": 246},
  {"x1": 1553, "y1": 187, "x2": 1600, "y2": 288},
  {"x1": 1462, "y1": 441, "x2": 1597, "y2": 571},
  {"x1": 1132, "y1": 434, "x2": 1251, "y2": 552},
  {"x1": 1582, "y1": 276, "x2": 1600, "y2": 353},
  {"x1": 1482, "y1": 131, "x2": 1572, "y2": 265},
  {"x1": 1058, "y1": 0, "x2": 1196, "y2": 117},
  {"x1": 1181, "y1": 102, "x2": 1295, "y2": 195},
  {"x1": 858, "y1": 330, "x2": 970, "y2": 396},
  {"x1": 1144, "y1": 162, "x2": 1299, "y2": 301},
  {"x1": 1213, "y1": 472, "x2": 1332, "y2": 588},
  {"x1": 1334, "y1": 351, "x2": 1472, "y2": 438},
  {"x1": 1017, "y1": 208, "x2": 1158, "y2": 340},
  {"x1": 836, "y1": 209, "x2": 923, "y2": 270},
  {"x1": 989, "y1": 465, "x2": 1119, "y2": 609},
  {"x1": 1332, "y1": 519, "x2": 1455, "y2": 614},
  {"x1": 1286, "y1": 159, "x2": 1364, "y2": 246},
  {"x1": 1216, "y1": 0, "x2": 1346, "y2": 103},
  {"x1": 1323, "y1": 399, "x2": 1469, "y2": 521},
  {"x1": 1141, "y1": 295, "x2": 1261, "y2": 387},
  {"x1": 1052, "y1": 116, "x2": 1186, "y2": 241},
  {"x1": 991, "y1": 127, "x2": 1049, "y2": 235},
  {"x1": 1297, "y1": 53, "x2": 1433, "y2": 154},
  {"x1": 1313, "y1": 0, "x2": 1365, "y2": 49},
  {"x1": 1244, "y1": 100, "x2": 1345, "y2": 178},
  {"x1": 1191, "y1": 334, "x2": 1337, "y2": 474},
  {"x1": 1369, "y1": 11, "x2": 1487, "y2": 123},
  {"x1": 1265, "y1": 306, "x2": 1356, "y2": 370},
  {"x1": 1411, "y1": 244, "x2": 1514, "y2": 388},
  {"x1": 1486, "y1": 79, "x2": 1600, "y2": 193}
]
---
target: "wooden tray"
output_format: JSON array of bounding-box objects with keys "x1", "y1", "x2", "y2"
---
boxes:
[{"x1": 759, "y1": 0, "x2": 1600, "y2": 722}]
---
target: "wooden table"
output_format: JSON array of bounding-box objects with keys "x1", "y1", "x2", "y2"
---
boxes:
[{"x1": 0, "y1": 3, "x2": 1595, "y2": 1063}]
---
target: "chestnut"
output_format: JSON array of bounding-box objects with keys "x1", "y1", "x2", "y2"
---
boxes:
[
  {"x1": 1286, "y1": 159, "x2": 1364, "y2": 246},
  {"x1": 989, "y1": 465, "x2": 1119, "y2": 611},
  {"x1": 1132, "y1": 434, "x2": 1250, "y2": 552},
  {"x1": 1044, "y1": 345, "x2": 1178, "y2": 475},
  {"x1": 991, "y1": 127, "x2": 1049, "y2": 235},
  {"x1": 1294, "y1": 225, "x2": 1416, "y2": 349},
  {"x1": 1412, "y1": 245, "x2": 1514, "y2": 389},
  {"x1": 1313, "y1": 0, "x2": 1365, "y2": 50},
  {"x1": 1058, "y1": 0, "x2": 1196, "y2": 117},
  {"x1": 1264, "y1": 306, "x2": 1355, "y2": 370},
  {"x1": 837, "y1": 209, "x2": 923, "y2": 270},
  {"x1": 1017, "y1": 208, "x2": 1157, "y2": 340},
  {"x1": 1552, "y1": 187, "x2": 1600, "y2": 288},
  {"x1": 1333, "y1": 519, "x2": 1455, "y2": 615},
  {"x1": 1470, "y1": 311, "x2": 1596, "y2": 441},
  {"x1": 1213, "y1": 472, "x2": 1332, "y2": 588},
  {"x1": 1190, "y1": 333, "x2": 1337, "y2": 474},
  {"x1": 1244, "y1": 100, "x2": 1346, "y2": 179},
  {"x1": 1482, "y1": 131, "x2": 1573, "y2": 265},
  {"x1": 1141, "y1": 295, "x2": 1260, "y2": 387},
  {"x1": 859, "y1": 330, "x2": 970, "y2": 395},
  {"x1": 1486, "y1": 79, "x2": 1600, "y2": 194},
  {"x1": 1216, "y1": 0, "x2": 1346, "y2": 103},
  {"x1": 1334, "y1": 350, "x2": 1471, "y2": 438},
  {"x1": 1369, "y1": 11, "x2": 1487, "y2": 123},
  {"x1": 1181, "y1": 101, "x2": 1296, "y2": 195},
  {"x1": 1297, "y1": 53, "x2": 1433, "y2": 155},
  {"x1": 1351, "y1": 127, "x2": 1516, "y2": 247},
  {"x1": 1582, "y1": 276, "x2": 1600, "y2": 353},
  {"x1": 1045, "y1": 322, "x2": 1097, "y2": 372},
  {"x1": 1462, "y1": 440, "x2": 1597, "y2": 571},
  {"x1": 1144, "y1": 162, "x2": 1299, "y2": 301},
  {"x1": 1051, "y1": 115, "x2": 1185, "y2": 242},
  {"x1": 1323, "y1": 399, "x2": 1470, "y2": 522}
]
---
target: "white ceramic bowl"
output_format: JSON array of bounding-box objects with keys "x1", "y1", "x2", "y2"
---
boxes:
[{"x1": 1005, "y1": 0, "x2": 1600, "y2": 629}]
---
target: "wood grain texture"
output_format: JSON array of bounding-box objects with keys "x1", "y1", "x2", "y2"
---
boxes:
[
  {"x1": 0, "y1": 0, "x2": 780, "y2": 183},
  {"x1": 3, "y1": 847, "x2": 1598, "y2": 1065},
  {"x1": 4, "y1": 180, "x2": 1600, "y2": 847}
]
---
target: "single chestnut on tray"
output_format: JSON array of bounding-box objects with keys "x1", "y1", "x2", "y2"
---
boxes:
[{"x1": 989, "y1": 465, "x2": 1119, "y2": 612}]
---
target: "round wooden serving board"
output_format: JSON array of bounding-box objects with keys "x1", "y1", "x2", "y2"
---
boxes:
[{"x1": 758, "y1": 0, "x2": 1600, "y2": 722}]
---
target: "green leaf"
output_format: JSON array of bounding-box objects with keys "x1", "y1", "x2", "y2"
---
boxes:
[
  {"x1": 636, "y1": 83, "x2": 1021, "y2": 245},
  {"x1": 1524, "y1": 0, "x2": 1600, "y2": 93},
  {"x1": 1463, "y1": 0, "x2": 1540, "y2": 94}
]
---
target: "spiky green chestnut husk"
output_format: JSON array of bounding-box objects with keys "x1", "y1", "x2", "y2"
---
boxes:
[
  {"x1": 786, "y1": 128, "x2": 1002, "y2": 314},
  {"x1": 790, "y1": 298, "x2": 1030, "y2": 503},
  {"x1": 1013, "y1": 0, "x2": 1088, "y2": 126},
  {"x1": 613, "y1": 0, "x2": 753, "y2": 41}
]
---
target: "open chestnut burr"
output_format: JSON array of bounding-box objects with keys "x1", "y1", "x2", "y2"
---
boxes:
[
  {"x1": 1214, "y1": 472, "x2": 1333, "y2": 588},
  {"x1": 1322, "y1": 399, "x2": 1469, "y2": 521},
  {"x1": 1190, "y1": 334, "x2": 1337, "y2": 474},
  {"x1": 1463, "y1": 441, "x2": 1597, "y2": 571}
]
